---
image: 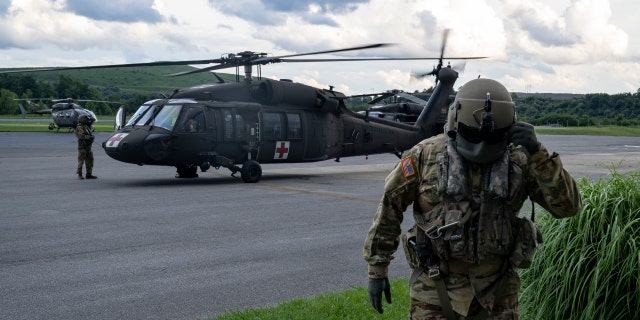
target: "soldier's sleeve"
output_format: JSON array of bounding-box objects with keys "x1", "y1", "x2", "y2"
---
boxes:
[
  {"x1": 362, "y1": 143, "x2": 426, "y2": 278},
  {"x1": 527, "y1": 143, "x2": 582, "y2": 218}
]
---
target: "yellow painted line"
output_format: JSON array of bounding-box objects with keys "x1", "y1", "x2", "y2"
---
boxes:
[{"x1": 258, "y1": 183, "x2": 379, "y2": 203}]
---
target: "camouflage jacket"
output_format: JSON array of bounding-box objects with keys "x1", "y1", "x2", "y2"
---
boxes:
[
  {"x1": 363, "y1": 133, "x2": 582, "y2": 278},
  {"x1": 75, "y1": 124, "x2": 94, "y2": 149}
]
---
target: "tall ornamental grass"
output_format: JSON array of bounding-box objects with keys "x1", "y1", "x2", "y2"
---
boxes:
[{"x1": 520, "y1": 170, "x2": 640, "y2": 320}]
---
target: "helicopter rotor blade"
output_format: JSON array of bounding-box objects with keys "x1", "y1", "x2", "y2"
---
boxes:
[
  {"x1": 165, "y1": 63, "x2": 240, "y2": 77},
  {"x1": 396, "y1": 92, "x2": 428, "y2": 105},
  {"x1": 440, "y1": 29, "x2": 450, "y2": 64},
  {"x1": 278, "y1": 56, "x2": 486, "y2": 63},
  {"x1": 1, "y1": 59, "x2": 228, "y2": 74},
  {"x1": 253, "y1": 43, "x2": 393, "y2": 63}
]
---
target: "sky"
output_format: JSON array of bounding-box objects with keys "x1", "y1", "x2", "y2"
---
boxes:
[{"x1": 0, "y1": 0, "x2": 638, "y2": 96}]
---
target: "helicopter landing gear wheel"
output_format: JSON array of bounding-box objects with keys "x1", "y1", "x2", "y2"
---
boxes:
[
  {"x1": 175, "y1": 165, "x2": 198, "y2": 178},
  {"x1": 48, "y1": 123, "x2": 55, "y2": 130},
  {"x1": 241, "y1": 160, "x2": 262, "y2": 183}
]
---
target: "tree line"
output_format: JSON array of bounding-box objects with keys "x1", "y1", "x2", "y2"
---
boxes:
[
  {"x1": 1, "y1": 73, "x2": 639, "y2": 126},
  {"x1": 0, "y1": 73, "x2": 152, "y2": 116}
]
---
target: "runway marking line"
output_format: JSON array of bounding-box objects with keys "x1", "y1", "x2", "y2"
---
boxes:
[{"x1": 258, "y1": 183, "x2": 379, "y2": 203}]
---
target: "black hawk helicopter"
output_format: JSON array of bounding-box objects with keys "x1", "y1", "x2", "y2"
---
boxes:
[
  {"x1": 16, "y1": 98, "x2": 119, "y2": 132},
  {"x1": 4, "y1": 32, "x2": 485, "y2": 182},
  {"x1": 352, "y1": 89, "x2": 450, "y2": 124}
]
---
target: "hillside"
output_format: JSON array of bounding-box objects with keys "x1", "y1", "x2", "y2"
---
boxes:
[{"x1": 2, "y1": 66, "x2": 238, "y2": 97}]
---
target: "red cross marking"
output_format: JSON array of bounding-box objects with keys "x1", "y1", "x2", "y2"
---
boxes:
[
  {"x1": 275, "y1": 141, "x2": 289, "y2": 159},
  {"x1": 107, "y1": 133, "x2": 126, "y2": 147}
]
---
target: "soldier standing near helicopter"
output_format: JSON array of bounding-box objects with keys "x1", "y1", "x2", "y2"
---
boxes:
[
  {"x1": 75, "y1": 114, "x2": 97, "y2": 180},
  {"x1": 363, "y1": 78, "x2": 582, "y2": 319}
]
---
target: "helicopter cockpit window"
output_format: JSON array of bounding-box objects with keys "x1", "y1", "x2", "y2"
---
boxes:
[
  {"x1": 286, "y1": 113, "x2": 302, "y2": 139},
  {"x1": 178, "y1": 107, "x2": 205, "y2": 133},
  {"x1": 155, "y1": 105, "x2": 183, "y2": 131},
  {"x1": 126, "y1": 105, "x2": 152, "y2": 127},
  {"x1": 133, "y1": 105, "x2": 157, "y2": 127},
  {"x1": 262, "y1": 112, "x2": 282, "y2": 140}
]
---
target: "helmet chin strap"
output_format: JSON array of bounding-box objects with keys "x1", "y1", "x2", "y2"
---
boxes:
[{"x1": 454, "y1": 135, "x2": 507, "y2": 164}]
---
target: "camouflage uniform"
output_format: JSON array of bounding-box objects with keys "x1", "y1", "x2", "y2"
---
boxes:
[
  {"x1": 363, "y1": 133, "x2": 582, "y2": 319},
  {"x1": 75, "y1": 120, "x2": 95, "y2": 179}
]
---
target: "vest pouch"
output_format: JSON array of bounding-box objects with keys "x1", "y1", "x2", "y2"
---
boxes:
[
  {"x1": 477, "y1": 201, "x2": 514, "y2": 259},
  {"x1": 401, "y1": 227, "x2": 420, "y2": 270},
  {"x1": 509, "y1": 217, "x2": 543, "y2": 268}
]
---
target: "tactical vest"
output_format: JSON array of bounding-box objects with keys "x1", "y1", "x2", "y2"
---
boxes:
[{"x1": 403, "y1": 144, "x2": 541, "y2": 269}]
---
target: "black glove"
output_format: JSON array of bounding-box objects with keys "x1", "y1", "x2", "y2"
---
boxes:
[
  {"x1": 509, "y1": 122, "x2": 540, "y2": 155},
  {"x1": 368, "y1": 278, "x2": 391, "y2": 314}
]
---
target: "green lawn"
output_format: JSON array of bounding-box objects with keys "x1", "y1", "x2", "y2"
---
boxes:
[{"x1": 1, "y1": 118, "x2": 639, "y2": 136}]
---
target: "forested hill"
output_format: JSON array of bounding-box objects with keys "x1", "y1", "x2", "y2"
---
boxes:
[
  {"x1": 1, "y1": 67, "x2": 639, "y2": 126},
  {"x1": 1, "y1": 66, "x2": 238, "y2": 96},
  {"x1": 512, "y1": 91, "x2": 640, "y2": 127},
  {"x1": 513, "y1": 92, "x2": 585, "y2": 100}
]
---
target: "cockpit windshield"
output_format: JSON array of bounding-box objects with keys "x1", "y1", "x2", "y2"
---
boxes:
[
  {"x1": 154, "y1": 105, "x2": 183, "y2": 130},
  {"x1": 126, "y1": 104, "x2": 183, "y2": 131},
  {"x1": 126, "y1": 105, "x2": 152, "y2": 127}
]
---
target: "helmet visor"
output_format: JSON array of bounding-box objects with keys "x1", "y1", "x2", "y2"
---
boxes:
[
  {"x1": 455, "y1": 134, "x2": 508, "y2": 164},
  {"x1": 457, "y1": 122, "x2": 508, "y2": 144}
]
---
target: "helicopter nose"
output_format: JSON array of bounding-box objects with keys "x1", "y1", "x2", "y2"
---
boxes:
[
  {"x1": 103, "y1": 131, "x2": 146, "y2": 164},
  {"x1": 144, "y1": 133, "x2": 172, "y2": 162}
]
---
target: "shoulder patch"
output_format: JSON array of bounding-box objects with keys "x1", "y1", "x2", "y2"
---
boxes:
[{"x1": 400, "y1": 156, "x2": 416, "y2": 178}]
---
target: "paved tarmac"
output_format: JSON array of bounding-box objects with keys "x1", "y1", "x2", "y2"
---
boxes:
[{"x1": 0, "y1": 132, "x2": 638, "y2": 320}]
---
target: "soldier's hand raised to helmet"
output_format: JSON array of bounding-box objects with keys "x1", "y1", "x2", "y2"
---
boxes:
[
  {"x1": 509, "y1": 122, "x2": 540, "y2": 155},
  {"x1": 368, "y1": 277, "x2": 392, "y2": 314}
]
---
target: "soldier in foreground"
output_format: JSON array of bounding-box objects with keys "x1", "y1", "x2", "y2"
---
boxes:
[
  {"x1": 363, "y1": 78, "x2": 582, "y2": 319},
  {"x1": 75, "y1": 114, "x2": 97, "y2": 180}
]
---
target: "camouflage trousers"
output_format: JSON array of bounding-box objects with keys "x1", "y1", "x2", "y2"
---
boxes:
[
  {"x1": 408, "y1": 265, "x2": 520, "y2": 320},
  {"x1": 77, "y1": 148, "x2": 94, "y2": 176}
]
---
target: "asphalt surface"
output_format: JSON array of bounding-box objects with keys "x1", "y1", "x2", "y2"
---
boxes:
[{"x1": 1, "y1": 132, "x2": 639, "y2": 320}]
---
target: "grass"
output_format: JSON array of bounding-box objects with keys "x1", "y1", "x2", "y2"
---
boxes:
[
  {"x1": 208, "y1": 278, "x2": 410, "y2": 320},
  {"x1": 207, "y1": 171, "x2": 640, "y2": 320},
  {"x1": 535, "y1": 125, "x2": 640, "y2": 136},
  {"x1": 519, "y1": 170, "x2": 640, "y2": 320},
  {"x1": 0, "y1": 120, "x2": 115, "y2": 132}
]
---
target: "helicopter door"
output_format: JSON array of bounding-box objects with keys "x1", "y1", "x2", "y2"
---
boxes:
[
  {"x1": 256, "y1": 111, "x2": 304, "y2": 162},
  {"x1": 114, "y1": 106, "x2": 126, "y2": 131},
  {"x1": 213, "y1": 108, "x2": 251, "y2": 163},
  {"x1": 172, "y1": 106, "x2": 211, "y2": 164}
]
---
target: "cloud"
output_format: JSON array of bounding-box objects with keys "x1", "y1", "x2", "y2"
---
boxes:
[
  {"x1": 64, "y1": 0, "x2": 163, "y2": 23},
  {"x1": 208, "y1": 0, "x2": 367, "y2": 27},
  {"x1": 503, "y1": 0, "x2": 628, "y2": 64},
  {"x1": 0, "y1": 0, "x2": 10, "y2": 15}
]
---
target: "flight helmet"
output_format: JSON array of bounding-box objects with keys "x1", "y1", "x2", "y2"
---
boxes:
[
  {"x1": 78, "y1": 114, "x2": 92, "y2": 125},
  {"x1": 446, "y1": 78, "x2": 515, "y2": 163}
]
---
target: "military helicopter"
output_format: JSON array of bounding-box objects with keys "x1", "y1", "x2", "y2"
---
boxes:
[
  {"x1": 352, "y1": 89, "x2": 437, "y2": 124},
  {"x1": 16, "y1": 98, "x2": 119, "y2": 132},
  {"x1": 4, "y1": 32, "x2": 485, "y2": 182}
]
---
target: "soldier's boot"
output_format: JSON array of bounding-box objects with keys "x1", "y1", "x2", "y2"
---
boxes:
[
  {"x1": 77, "y1": 174, "x2": 85, "y2": 180},
  {"x1": 77, "y1": 170, "x2": 84, "y2": 180},
  {"x1": 86, "y1": 165, "x2": 97, "y2": 179}
]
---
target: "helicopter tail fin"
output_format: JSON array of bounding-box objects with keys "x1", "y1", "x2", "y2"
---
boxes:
[
  {"x1": 414, "y1": 66, "x2": 458, "y2": 138},
  {"x1": 19, "y1": 104, "x2": 27, "y2": 119}
]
